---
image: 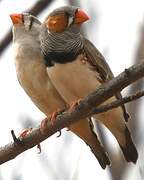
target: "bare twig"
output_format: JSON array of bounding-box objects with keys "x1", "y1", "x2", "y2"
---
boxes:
[
  {"x1": 109, "y1": 14, "x2": 144, "y2": 180},
  {"x1": 128, "y1": 23, "x2": 144, "y2": 141},
  {"x1": 0, "y1": 60, "x2": 144, "y2": 165},
  {"x1": 93, "y1": 90, "x2": 144, "y2": 114},
  {"x1": 91, "y1": 89, "x2": 144, "y2": 179},
  {"x1": 11, "y1": 130, "x2": 22, "y2": 144},
  {"x1": 0, "y1": 0, "x2": 54, "y2": 56}
]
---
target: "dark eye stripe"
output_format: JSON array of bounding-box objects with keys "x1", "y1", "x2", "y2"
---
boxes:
[
  {"x1": 29, "y1": 16, "x2": 34, "y2": 30},
  {"x1": 75, "y1": 8, "x2": 79, "y2": 15},
  {"x1": 22, "y1": 14, "x2": 24, "y2": 23}
]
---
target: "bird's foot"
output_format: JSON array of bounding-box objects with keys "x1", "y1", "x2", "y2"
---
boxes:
[
  {"x1": 50, "y1": 108, "x2": 65, "y2": 125},
  {"x1": 40, "y1": 117, "x2": 48, "y2": 134},
  {"x1": 50, "y1": 109, "x2": 60, "y2": 125},
  {"x1": 69, "y1": 99, "x2": 82, "y2": 112},
  {"x1": 51, "y1": 109, "x2": 65, "y2": 137},
  {"x1": 19, "y1": 128, "x2": 41, "y2": 153},
  {"x1": 40, "y1": 116, "x2": 62, "y2": 137},
  {"x1": 19, "y1": 128, "x2": 32, "y2": 139},
  {"x1": 40, "y1": 109, "x2": 64, "y2": 135},
  {"x1": 40, "y1": 112, "x2": 58, "y2": 133},
  {"x1": 56, "y1": 130, "x2": 62, "y2": 137}
]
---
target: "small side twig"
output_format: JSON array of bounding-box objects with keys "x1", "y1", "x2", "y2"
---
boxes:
[
  {"x1": 93, "y1": 90, "x2": 144, "y2": 114},
  {"x1": 11, "y1": 130, "x2": 22, "y2": 145}
]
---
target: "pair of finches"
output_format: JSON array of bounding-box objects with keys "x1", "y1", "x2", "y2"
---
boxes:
[{"x1": 10, "y1": 6, "x2": 138, "y2": 169}]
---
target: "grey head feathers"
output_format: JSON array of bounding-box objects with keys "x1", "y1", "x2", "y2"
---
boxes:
[
  {"x1": 46, "y1": 6, "x2": 79, "y2": 29},
  {"x1": 23, "y1": 13, "x2": 41, "y2": 31},
  {"x1": 12, "y1": 13, "x2": 42, "y2": 59},
  {"x1": 12, "y1": 13, "x2": 41, "y2": 42},
  {"x1": 47, "y1": 6, "x2": 79, "y2": 18}
]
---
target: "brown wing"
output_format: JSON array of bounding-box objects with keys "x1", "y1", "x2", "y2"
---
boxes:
[{"x1": 83, "y1": 38, "x2": 129, "y2": 122}]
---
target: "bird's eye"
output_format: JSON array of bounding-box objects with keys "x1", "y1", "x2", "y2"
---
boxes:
[{"x1": 75, "y1": 8, "x2": 79, "y2": 15}]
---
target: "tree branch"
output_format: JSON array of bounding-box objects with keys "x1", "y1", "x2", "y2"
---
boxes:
[
  {"x1": 0, "y1": 0, "x2": 54, "y2": 56},
  {"x1": 0, "y1": 61, "x2": 144, "y2": 165},
  {"x1": 128, "y1": 23, "x2": 144, "y2": 142},
  {"x1": 93, "y1": 90, "x2": 144, "y2": 114}
]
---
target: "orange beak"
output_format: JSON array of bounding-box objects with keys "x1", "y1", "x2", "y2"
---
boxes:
[
  {"x1": 10, "y1": 13, "x2": 23, "y2": 24},
  {"x1": 74, "y1": 9, "x2": 90, "y2": 24}
]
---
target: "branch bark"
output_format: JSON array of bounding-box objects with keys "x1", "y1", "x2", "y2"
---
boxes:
[
  {"x1": 93, "y1": 90, "x2": 144, "y2": 114},
  {"x1": 0, "y1": 60, "x2": 144, "y2": 165},
  {"x1": 0, "y1": 0, "x2": 54, "y2": 56},
  {"x1": 128, "y1": 23, "x2": 144, "y2": 142}
]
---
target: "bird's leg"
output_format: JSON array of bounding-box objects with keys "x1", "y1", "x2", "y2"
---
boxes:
[
  {"x1": 40, "y1": 109, "x2": 65, "y2": 136},
  {"x1": 19, "y1": 128, "x2": 41, "y2": 153},
  {"x1": 50, "y1": 108, "x2": 66, "y2": 124},
  {"x1": 69, "y1": 99, "x2": 82, "y2": 112},
  {"x1": 50, "y1": 109, "x2": 60, "y2": 124},
  {"x1": 40, "y1": 117, "x2": 49, "y2": 134},
  {"x1": 41, "y1": 117, "x2": 62, "y2": 137},
  {"x1": 56, "y1": 130, "x2": 62, "y2": 137}
]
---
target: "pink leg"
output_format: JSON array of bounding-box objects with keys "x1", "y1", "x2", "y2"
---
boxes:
[
  {"x1": 19, "y1": 128, "x2": 41, "y2": 153},
  {"x1": 69, "y1": 99, "x2": 82, "y2": 112}
]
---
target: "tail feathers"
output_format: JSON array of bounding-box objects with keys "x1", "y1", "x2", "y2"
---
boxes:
[
  {"x1": 88, "y1": 118, "x2": 110, "y2": 169},
  {"x1": 70, "y1": 118, "x2": 110, "y2": 169},
  {"x1": 120, "y1": 126, "x2": 138, "y2": 163},
  {"x1": 90, "y1": 143, "x2": 111, "y2": 169}
]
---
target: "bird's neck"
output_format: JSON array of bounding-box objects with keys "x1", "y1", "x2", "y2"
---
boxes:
[
  {"x1": 12, "y1": 27, "x2": 41, "y2": 60},
  {"x1": 41, "y1": 26, "x2": 84, "y2": 66}
]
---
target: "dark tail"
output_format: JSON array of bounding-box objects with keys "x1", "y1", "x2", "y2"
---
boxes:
[
  {"x1": 88, "y1": 120, "x2": 110, "y2": 169},
  {"x1": 120, "y1": 126, "x2": 138, "y2": 163},
  {"x1": 89, "y1": 141, "x2": 111, "y2": 169},
  {"x1": 70, "y1": 118, "x2": 110, "y2": 169}
]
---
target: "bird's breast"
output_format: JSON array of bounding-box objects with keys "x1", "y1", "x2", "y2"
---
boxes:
[
  {"x1": 14, "y1": 55, "x2": 66, "y2": 116},
  {"x1": 47, "y1": 54, "x2": 101, "y2": 104}
]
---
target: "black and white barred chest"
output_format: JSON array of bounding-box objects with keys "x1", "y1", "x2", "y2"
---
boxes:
[{"x1": 40, "y1": 28, "x2": 83, "y2": 66}]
